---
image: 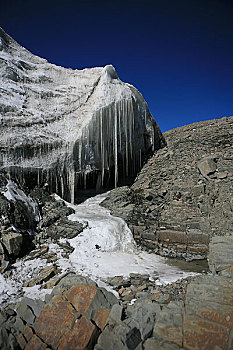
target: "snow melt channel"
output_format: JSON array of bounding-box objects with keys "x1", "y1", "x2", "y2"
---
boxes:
[{"x1": 56, "y1": 193, "x2": 198, "y2": 284}]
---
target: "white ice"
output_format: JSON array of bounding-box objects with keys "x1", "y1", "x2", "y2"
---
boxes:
[{"x1": 56, "y1": 193, "x2": 198, "y2": 285}]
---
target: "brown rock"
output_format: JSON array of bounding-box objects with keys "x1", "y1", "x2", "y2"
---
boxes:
[
  {"x1": 58, "y1": 316, "x2": 98, "y2": 350},
  {"x1": 63, "y1": 284, "x2": 116, "y2": 320},
  {"x1": 18, "y1": 334, "x2": 27, "y2": 349},
  {"x1": 23, "y1": 325, "x2": 34, "y2": 342},
  {"x1": 25, "y1": 334, "x2": 48, "y2": 350},
  {"x1": 34, "y1": 295, "x2": 78, "y2": 349},
  {"x1": 136, "y1": 284, "x2": 148, "y2": 293},
  {"x1": 24, "y1": 265, "x2": 60, "y2": 287},
  {"x1": 118, "y1": 287, "x2": 125, "y2": 296},
  {"x1": 183, "y1": 317, "x2": 229, "y2": 350},
  {"x1": 64, "y1": 285, "x2": 97, "y2": 315},
  {"x1": 94, "y1": 308, "x2": 110, "y2": 330}
]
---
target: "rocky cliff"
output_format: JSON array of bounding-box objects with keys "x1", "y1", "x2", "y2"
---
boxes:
[
  {"x1": 0, "y1": 28, "x2": 164, "y2": 202},
  {"x1": 102, "y1": 116, "x2": 233, "y2": 261}
]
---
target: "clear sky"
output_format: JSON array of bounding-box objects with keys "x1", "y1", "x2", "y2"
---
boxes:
[{"x1": 1, "y1": 0, "x2": 233, "y2": 132}]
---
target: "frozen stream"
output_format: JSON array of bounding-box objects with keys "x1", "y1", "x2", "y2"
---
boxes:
[{"x1": 0, "y1": 192, "x2": 199, "y2": 306}]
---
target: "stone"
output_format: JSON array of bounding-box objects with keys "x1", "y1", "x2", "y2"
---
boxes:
[
  {"x1": 33, "y1": 295, "x2": 78, "y2": 349},
  {"x1": 0, "y1": 242, "x2": 9, "y2": 272},
  {"x1": 144, "y1": 338, "x2": 180, "y2": 350},
  {"x1": 95, "y1": 321, "x2": 131, "y2": 350},
  {"x1": 108, "y1": 304, "x2": 123, "y2": 324},
  {"x1": 24, "y1": 334, "x2": 48, "y2": 350},
  {"x1": 197, "y1": 157, "x2": 217, "y2": 177},
  {"x1": 23, "y1": 264, "x2": 59, "y2": 287},
  {"x1": 25, "y1": 246, "x2": 49, "y2": 260},
  {"x1": 153, "y1": 301, "x2": 184, "y2": 347},
  {"x1": 58, "y1": 316, "x2": 98, "y2": 350},
  {"x1": 127, "y1": 300, "x2": 161, "y2": 341},
  {"x1": 20, "y1": 298, "x2": 45, "y2": 318},
  {"x1": 94, "y1": 308, "x2": 110, "y2": 331},
  {"x1": 45, "y1": 218, "x2": 84, "y2": 241},
  {"x1": 48, "y1": 273, "x2": 97, "y2": 300},
  {"x1": 64, "y1": 285, "x2": 117, "y2": 320},
  {"x1": 125, "y1": 327, "x2": 142, "y2": 349},
  {"x1": 18, "y1": 333, "x2": 27, "y2": 349},
  {"x1": 15, "y1": 302, "x2": 36, "y2": 325},
  {"x1": 23, "y1": 325, "x2": 34, "y2": 342},
  {"x1": 1, "y1": 232, "x2": 23, "y2": 256}
]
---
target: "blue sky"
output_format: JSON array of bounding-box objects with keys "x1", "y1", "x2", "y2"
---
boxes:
[{"x1": 1, "y1": 0, "x2": 233, "y2": 132}]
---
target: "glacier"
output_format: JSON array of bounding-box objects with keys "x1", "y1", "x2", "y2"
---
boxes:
[{"x1": 0, "y1": 27, "x2": 165, "y2": 202}]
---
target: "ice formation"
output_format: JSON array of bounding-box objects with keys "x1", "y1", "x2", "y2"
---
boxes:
[{"x1": 0, "y1": 28, "x2": 164, "y2": 202}]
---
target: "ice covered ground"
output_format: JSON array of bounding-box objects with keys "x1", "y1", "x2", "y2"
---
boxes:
[{"x1": 0, "y1": 193, "x2": 199, "y2": 306}]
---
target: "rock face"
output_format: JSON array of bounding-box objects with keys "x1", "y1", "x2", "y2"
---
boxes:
[
  {"x1": 102, "y1": 116, "x2": 233, "y2": 260},
  {"x1": 0, "y1": 27, "x2": 165, "y2": 202}
]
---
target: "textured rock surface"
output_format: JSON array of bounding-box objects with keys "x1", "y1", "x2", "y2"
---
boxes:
[
  {"x1": 102, "y1": 116, "x2": 233, "y2": 260},
  {"x1": 1, "y1": 268, "x2": 232, "y2": 349},
  {"x1": 0, "y1": 27, "x2": 164, "y2": 202}
]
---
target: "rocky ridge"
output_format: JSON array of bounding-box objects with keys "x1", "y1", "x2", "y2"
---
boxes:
[{"x1": 102, "y1": 116, "x2": 233, "y2": 262}]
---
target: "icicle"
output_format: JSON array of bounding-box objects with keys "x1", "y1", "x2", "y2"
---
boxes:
[
  {"x1": 84, "y1": 172, "x2": 86, "y2": 190},
  {"x1": 61, "y1": 175, "x2": 64, "y2": 199},
  {"x1": 69, "y1": 169, "x2": 75, "y2": 204},
  {"x1": 124, "y1": 100, "x2": 128, "y2": 177},
  {"x1": 79, "y1": 139, "x2": 82, "y2": 171},
  {"x1": 114, "y1": 102, "x2": 118, "y2": 187},
  {"x1": 100, "y1": 109, "x2": 105, "y2": 186}
]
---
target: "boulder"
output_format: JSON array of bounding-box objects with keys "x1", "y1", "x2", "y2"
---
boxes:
[
  {"x1": 64, "y1": 285, "x2": 118, "y2": 321},
  {"x1": 33, "y1": 295, "x2": 78, "y2": 349},
  {"x1": 197, "y1": 157, "x2": 217, "y2": 178},
  {"x1": 1, "y1": 232, "x2": 23, "y2": 256}
]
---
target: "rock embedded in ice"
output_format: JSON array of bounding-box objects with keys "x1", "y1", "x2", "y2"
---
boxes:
[{"x1": 0, "y1": 27, "x2": 165, "y2": 202}]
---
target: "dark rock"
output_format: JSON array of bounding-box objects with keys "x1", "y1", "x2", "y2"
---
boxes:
[
  {"x1": 1, "y1": 232, "x2": 23, "y2": 257},
  {"x1": 126, "y1": 327, "x2": 142, "y2": 349},
  {"x1": 15, "y1": 302, "x2": 35, "y2": 325}
]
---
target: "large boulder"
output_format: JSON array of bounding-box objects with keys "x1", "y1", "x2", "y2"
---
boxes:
[{"x1": 0, "y1": 27, "x2": 165, "y2": 202}]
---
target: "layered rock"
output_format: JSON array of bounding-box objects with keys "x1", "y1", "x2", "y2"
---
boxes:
[
  {"x1": 102, "y1": 116, "x2": 233, "y2": 260},
  {"x1": 0, "y1": 27, "x2": 165, "y2": 202}
]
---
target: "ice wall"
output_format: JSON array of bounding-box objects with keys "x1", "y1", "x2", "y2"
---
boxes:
[{"x1": 0, "y1": 27, "x2": 165, "y2": 202}]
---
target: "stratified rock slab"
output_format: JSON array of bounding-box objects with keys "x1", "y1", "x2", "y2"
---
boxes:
[
  {"x1": 58, "y1": 316, "x2": 98, "y2": 350},
  {"x1": 33, "y1": 295, "x2": 78, "y2": 349},
  {"x1": 152, "y1": 273, "x2": 233, "y2": 350}
]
